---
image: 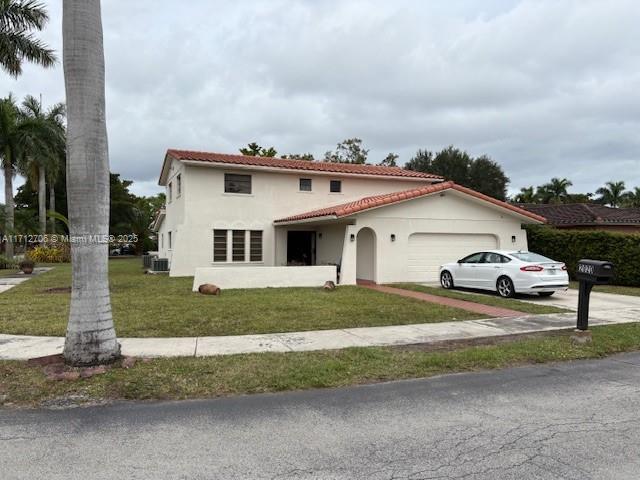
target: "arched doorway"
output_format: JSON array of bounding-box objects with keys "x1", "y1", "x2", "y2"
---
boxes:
[{"x1": 356, "y1": 227, "x2": 376, "y2": 283}]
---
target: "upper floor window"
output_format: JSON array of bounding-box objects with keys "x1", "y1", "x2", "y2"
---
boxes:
[
  {"x1": 330, "y1": 180, "x2": 342, "y2": 193},
  {"x1": 168, "y1": 231, "x2": 172, "y2": 250},
  {"x1": 299, "y1": 178, "x2": 312, "y2": 192},
  {"x1": 176, "y1": 174, "x2": 182, "y2": 197},
  {"x1": 168, "y1": 182, "x2": 173, "y2": 203},
  {"x1": 225, "y1": 173, "x2": 252, "y2": 194}
]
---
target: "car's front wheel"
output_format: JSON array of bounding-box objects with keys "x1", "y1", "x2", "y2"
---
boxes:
[
  {"x1": 440, "y1": 271, "x2": 454, "y2": 289},
  {"x1": 496, "y1": 276, "x2": 515, "y2": 298}
]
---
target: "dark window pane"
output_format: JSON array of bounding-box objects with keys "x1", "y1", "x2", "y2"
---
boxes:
[
  {"x1": 330, "y1": 180, "x2": 341, "y2": 193},
  {"x1": 250, "y1": 230, "x2": 263, "y2": 262},
  {"x1": 213, "y1": 229, "x2": 227, "y2": 262},
  {"x1": 232, "y1": 230, "x2": 245, "y2": 262},
  {"x1": 225, "y1": 174, "x2": 252, "y2": 194},
  {"x1": 299, "y1": 178, "x2": 312, "y2": 191},
  {"x1": 461, "y1": 252, "x2": 484, "y2": 264}
]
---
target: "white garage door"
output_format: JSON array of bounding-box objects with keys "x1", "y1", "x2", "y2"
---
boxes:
[{"x1": 407, "y1": 233, "x2": 498, "y2": 282}]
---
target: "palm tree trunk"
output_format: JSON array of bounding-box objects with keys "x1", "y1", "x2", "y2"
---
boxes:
[
  {"x1": 49, "y1": 183, "x2": 55, "y2": 233},
  {"x1": 3, "y1": 156, "x2": 14, "y2": 258},
  {"x1": 62, "y1": 0, "x2": 119, "y2": 366},
  {"x1": 38, "y1": 166, "x2": 46, "y2": 236}
]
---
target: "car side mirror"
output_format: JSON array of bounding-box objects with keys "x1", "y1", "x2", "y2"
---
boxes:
[{"x1": 457, "y1": 259, "x2": 463, "y2": 264}]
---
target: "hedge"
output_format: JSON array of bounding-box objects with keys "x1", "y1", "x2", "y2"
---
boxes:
[{"x1": 525, "y1": 226, "x2": 640, "y2": 287}]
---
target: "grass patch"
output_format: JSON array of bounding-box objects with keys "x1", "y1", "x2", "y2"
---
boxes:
[
  {"x1": 0, "y1": 259, "x2": 482, "y2": 337},
  {"x1": 569, "y1": 281, "x2": 640, "y2": 297},
  {"x1": 0, "y1": 269, "x2": 19, "y2": 278},
  {"x1": 393, "y1": 283, "x2": 569, "y2": 315},
  {"x1": 2, "y1": 323, "x2": 639, "y2": 408}
]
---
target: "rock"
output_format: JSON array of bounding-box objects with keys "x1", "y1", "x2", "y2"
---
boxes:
[
  {"x1": 121, "y1": 356, "x2": 137, "y2": 369},
  {"x1": 28, "y1": 353, "x2": 64, "y2": 367},
  {"x1": 48, "y1": 370, "x2": 81, "y2": 381},
  {"x1": 79, "y1": 365, "x2": 109, "y2": 379},
  {"x1": 198, "y1": 284, "x2": 221, "y2": 295},
  {"x1": 323, "y1": 281, "x2": 336, "y2": 290}
]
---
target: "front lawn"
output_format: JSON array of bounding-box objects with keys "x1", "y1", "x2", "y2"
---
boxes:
[
  {"x1": 569, "y1": 281, "x2": 640, "y2": 297},
  {"x1": 2, "y1": 323, "x2": 640, "y2": 408},
  {"x1": 392, "y1": 284, "x2": 569, "y2": 315},
  {"x1": 0, "y1": 259, "x2": 483, "y2": 337}
]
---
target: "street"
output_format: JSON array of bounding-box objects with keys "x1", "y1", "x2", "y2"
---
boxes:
[{"x1": 2, "y1": 353, "x2": 640, "y2": 479}]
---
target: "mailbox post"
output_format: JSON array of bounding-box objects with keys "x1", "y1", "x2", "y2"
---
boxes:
[{"x1": 574, "y1": 260, "x2": 614, "y2": 333}]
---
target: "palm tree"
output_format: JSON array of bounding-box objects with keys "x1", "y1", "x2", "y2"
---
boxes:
[
  {"x1": 16, "y1": 95, "x2": 65, "y2": 235},
  {"x1": 513, "y1": 186, "x2": 537, "y2": 204},
  {"x1": 537, "y1": 177, "x2": 573, "y2": 204},
  {"x1": 623, "y1": 187, "x2": 640, "y2": 208},
  {"x1": 0, "y1": 95, "x2": 20, "y2": 257},
  {"x1": 0, "y1": 0, "x2": 56, "y2": 77},
  {"x1": 596, "y1": 181, "x2": 627, "y2": 208},
  {"x1": 62, "y1": 0, "x2": 119, "y2": 366}
]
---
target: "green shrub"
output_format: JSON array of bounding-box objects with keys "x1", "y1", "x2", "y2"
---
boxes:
[
  {"x1": 0, "y1": 254, "x2": 17, "y2": 270},
  {"x1": 525, "y1": 225, "x2": 640, "y2": 287}
]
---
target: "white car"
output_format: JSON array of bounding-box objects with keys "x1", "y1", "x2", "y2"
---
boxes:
[{"x1": 439, "y1": 250, "x2": 569, "y2": 298}]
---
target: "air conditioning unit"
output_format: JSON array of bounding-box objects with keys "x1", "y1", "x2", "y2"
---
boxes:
[
  {"x1": 151, "y1": 258, "x2": 169, "y2": 272},
  {"x1": 142, "y1": 254, "x2": 157, "y2": 269}
]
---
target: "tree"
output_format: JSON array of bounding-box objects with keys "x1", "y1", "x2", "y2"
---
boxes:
[
  {"x1": 623, "y1": 187, "x2": 640, "y2": 208},
  {"x1": 281, "y1": 153, "x2": 314, "y2": 161},
  {"x1": 0, "y1": 95, "x2": 19, "y2": 257},
  {"x1": 467, "y1": 155, "x2": 509, "y2": 201},
  {"x1": 62, "y1": 0, "x2": 119, "y2": 366},
  {"x1": 537, "y1": 178, "x2": 573, "y2": 204},
  {"x1": 379, "y1": 153, "x2": 398, "y2": 167},
  {"x1": 324, "y1": 138, "x2": 368, "y2": 164},
  {"x1": 239, "y1": 142, "x2": 277, "y2": 157},
  {"x1": 0, "y1": 0, "x2": 56, "y2": 77},
  {"x1": 513, "y1": 186, "x2": 537, "y2": 204},
  {"x1": 595, "y1": 181, "x2": 627, "y2": 208},
  {"x1": 404, "y1": 149, "x2": 434, "y2": 172}
]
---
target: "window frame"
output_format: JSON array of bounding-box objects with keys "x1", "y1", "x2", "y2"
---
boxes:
[
  {"x1": 249, "y1": 230, "x2": 263, "y2": 262},
  {"x1": 232, "y1": 229, "x2": 246, "y2": 262},
  {"x1": 329, "y1": 179, "x2": 342, "y2": 193},
  {"x1": 213, "y1": 229, "x2": 227, "y2": 262},
  {"x1": 224, "y1": 173, "x2": 252, "y2": 194},
  {"x1": 299, "y1": 178, "x2": 312, "y2": 192},
  {"x1": 459, "y1": 252, "x2": 485, "y2": 264},
  {"x1": 168, "y1": 231, "x2": 172, "y2": 250},
  {"x1": 176, "y1": 174, "x2": 182, "y2": 197},
  {"x1": 167, "y1": 182, "x2": 172, "y2": 203}
]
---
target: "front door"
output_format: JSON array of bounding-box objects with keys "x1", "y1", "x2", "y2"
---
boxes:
[{"x1": 287, "y1": 231, "x2": 316, "y2": 266}]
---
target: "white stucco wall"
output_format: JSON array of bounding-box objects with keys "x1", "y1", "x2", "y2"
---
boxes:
[{"x1": 192, "y1": 265, "x2": 337, "y2": 290}]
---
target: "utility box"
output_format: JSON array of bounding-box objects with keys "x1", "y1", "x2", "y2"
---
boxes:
[
  {"x1": 151, "y1": 258, "x2": 169, "y2": 272},
  {"x1": 142, "y1": 254, "x2": 157, "y2": 269},
  {"x1": 575, "y1": 259, "x2": 614, "y2": 331}
]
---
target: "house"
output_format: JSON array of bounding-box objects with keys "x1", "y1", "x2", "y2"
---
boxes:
[
  {"x1": 154, "y1": 149, "x2": 545, "y2": 288},
  {"x1": 519, "y1": 203, "x2": 640, "y2": 233}
]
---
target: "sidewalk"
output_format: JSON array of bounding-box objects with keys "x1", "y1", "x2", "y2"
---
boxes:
[{"x1": 1, "y1": 309, "x2": 637, "y2": 360}]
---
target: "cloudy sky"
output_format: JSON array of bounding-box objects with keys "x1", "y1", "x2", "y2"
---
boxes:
[{"x1": 2, "y1": 0, "x2": 639, "y2": 198}]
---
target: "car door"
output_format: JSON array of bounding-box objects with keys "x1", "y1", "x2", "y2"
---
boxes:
[
  {"x1": 474, "y1": 252, "x2": 502, "y2": 290},
  {"x1": 455, "y1": 252, "x2": 486, "y2": 287}
]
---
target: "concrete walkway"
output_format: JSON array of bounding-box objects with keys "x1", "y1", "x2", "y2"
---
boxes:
[{"x1": 2, "y1": 308, "x2": 638, "y2": 360}]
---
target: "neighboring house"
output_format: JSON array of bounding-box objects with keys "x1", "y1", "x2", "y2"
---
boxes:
[
  {"x1": 154, "y1": 149, "x2": 544, "y2": 286},
  {"x1": 520, "y1": 203, "x2": 640, "y2": 233}
]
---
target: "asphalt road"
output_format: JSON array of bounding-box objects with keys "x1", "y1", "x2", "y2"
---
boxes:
[{"x1": 2, "y1": 353, "x2": 640, "y2": 479}]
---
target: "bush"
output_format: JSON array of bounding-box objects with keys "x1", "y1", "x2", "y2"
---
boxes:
[
  {"x1": 26, "y1": 244, "x2": 70, "y2": 263},
  {"x1": 0, "y1": 255, "x2": 17, "y2": 270},
  {"x1": 526, "y1": 226, "x2": 640, "y2": 287}
]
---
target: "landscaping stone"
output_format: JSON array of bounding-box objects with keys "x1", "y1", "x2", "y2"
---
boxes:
[
  {"x1": 198, "y1": 283, "x2": 221, "y2": 295},
  {"x1": 79, "y1": 365, "x2": 109, "y2": 378},
  {"x1": 121, "y1": 356, "x2": 137, "y2": 369},
  {"x1": 323, "y1": 281, "x2": 336, "y2": 290},
  {"x1": 27, "y1": 353, "x2": 64, "y2": 366}
]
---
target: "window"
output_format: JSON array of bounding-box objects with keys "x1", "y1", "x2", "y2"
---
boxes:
[
  {"x1": 168, "y1": 231, "x2": 172, "y2": 249},
  {"x1": 213, "y1": 230, "x2": 227, "y2": 262},
  {"x1": 225, "y1": 174, "x2": 252, "y2": 194},
  {"x1": 299, "y1": 178, "x2": 312, "y2": 192},
  {"x1": 510, "y1": 252, "x2": 554, "y2": 263},
  {"x1": 232, "y1": 230, "x2": 245, "y2": 261},
  {"x1": 176, "y1": 174, "x2": 182, "y2": 197},
  {"x1": 168, "y1": 182, "x2": 172, "y2": 203},
  {"x1": 459, "y1": 252, "x2": 484, "y2": 264},
  {"x1": 330, "y1": 180, "x2": 342, "y2": 193},
  {"x1": 161, "y1": 233, "x2": 164, "y2": 249},
  {"x1": 482, "y1": 252, "x2": 503, "y2": 264},
  {"x1": 250, "y1": 230, "x2": 263, "y2": 262}
]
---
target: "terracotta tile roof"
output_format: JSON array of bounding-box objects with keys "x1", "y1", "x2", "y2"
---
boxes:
[
  {"x1": 274, "y1": 181, "x2": 546, "y2": 224},
  {"x1": 520, "y1": 203, "x2": 640, "y2": 226},
  {"x1": 165, "y1": 149, "x2": 442, "y2": 180}
]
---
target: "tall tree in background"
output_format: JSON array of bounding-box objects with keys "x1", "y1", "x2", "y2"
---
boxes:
[
  {"x1": 596, "y1": 181, "x2": 627, "y2": 208},
  {"x1": 0, "y1": 0, "x2": 56, "y2": 77},
  {"x1": 623, "y1": 187, "x2": 640, "y2": 208},
  {"x1": 62, "y1": 0, "x2": 119, "y2": 365},
  {"x1": 281, "y1": 152, "x2": 314, "y2": 161},
  {"x1": 240, "y1": 142, "x2": 277, "y2": 157},
  {"x1": 513, "y1": 186, "x2": 538, "y2": 204},
  {"x1": 324, "y1": 138, "x2": 368, "y2": 164},
  {"x1": 0, "y1": 96, "x2": 19, "y2": 256},
  {"x1": 379, "y1": 153, "x2": 398, "y2": 167},
  {"x1": 467, "y1": 155, "x2": 509, "y2": 200},
  {"x1": 537, "y1": 177, "x2": 573, "y2": 204}
]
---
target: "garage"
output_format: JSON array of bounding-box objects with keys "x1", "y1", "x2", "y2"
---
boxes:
[{"x1": 407, "y1": 233, "x2": 498, "y2": 282}]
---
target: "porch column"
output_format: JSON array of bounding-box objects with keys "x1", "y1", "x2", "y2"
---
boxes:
[{"x1": 339, "y1": 225, "x2": 358, "y2": 285}]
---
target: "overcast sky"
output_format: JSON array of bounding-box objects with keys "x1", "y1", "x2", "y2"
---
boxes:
[{"x1": 1, "y1": 0, "x2": 639, "y2": 199}]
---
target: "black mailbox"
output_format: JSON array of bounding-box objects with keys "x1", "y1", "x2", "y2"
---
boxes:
[
  {"x1": 575, "y1": 259, "x2": 614, "y2": 331},
  {"x1": 575, "y1": 260, "x2": 614, "y2": 285}
]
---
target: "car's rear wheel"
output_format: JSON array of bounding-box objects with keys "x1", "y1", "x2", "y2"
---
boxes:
[
  {"x1": 496, "y1": 276, "x2": 515, "y2": 298},
  {"x1": 440, "y1": 271, "x2": 454, "y2": 289},
  {"x1": 538, "y1": 292, "x2": 554, "y2": 297}
]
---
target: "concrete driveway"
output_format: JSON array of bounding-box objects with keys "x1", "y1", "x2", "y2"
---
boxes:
[{"x1": 519, "y1": 288, "x2": 640, "y2": 312}]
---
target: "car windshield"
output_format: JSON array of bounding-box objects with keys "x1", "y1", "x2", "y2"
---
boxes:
[{"x1": 510, "y1": 252, "x2": 555, "y2": 263}]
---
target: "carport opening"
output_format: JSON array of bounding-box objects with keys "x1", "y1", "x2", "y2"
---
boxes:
[{"x1": 356, "y1": 227, "x2": 376, "y2": 283}]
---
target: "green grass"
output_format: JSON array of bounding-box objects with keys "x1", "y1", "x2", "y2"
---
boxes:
[
  {"x1": 2, "y1": 323, "x2": 640, "y2": 408},
  {"x1": 0, "y1": 259, "x2": 483, "y2": 337},
  {"x1": 0, "y1": 269, "x2": 19, "y2": 278},
  {"x1": 392, "y1": 283, "x2": 569, "y2": 315},
  {"x1": 569, "y1": 281, "x2": 640, "y2": 297}
]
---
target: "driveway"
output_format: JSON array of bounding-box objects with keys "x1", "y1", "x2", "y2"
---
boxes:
[
  {"x1": 519, "y1": 288, "x2": 640, "y2": 312},
  {"x1": 2, "y1": 353, "x2": 640, "y2": 479}
]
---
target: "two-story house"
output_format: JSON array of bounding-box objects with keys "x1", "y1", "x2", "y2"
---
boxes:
[{"x1": 154, "y1": 149, "x2": 545, "y2": 288}]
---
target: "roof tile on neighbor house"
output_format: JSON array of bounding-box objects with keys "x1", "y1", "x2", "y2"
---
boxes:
[
  {"x1": 165, "y1": 149, "x2": 443, "y2": 179},
  {"x1": 274, "y1": 181, "x2": 547, "y2": 223},
  {"x1": 519, "y1": 203, "x2": 640, "y2": 226}
]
